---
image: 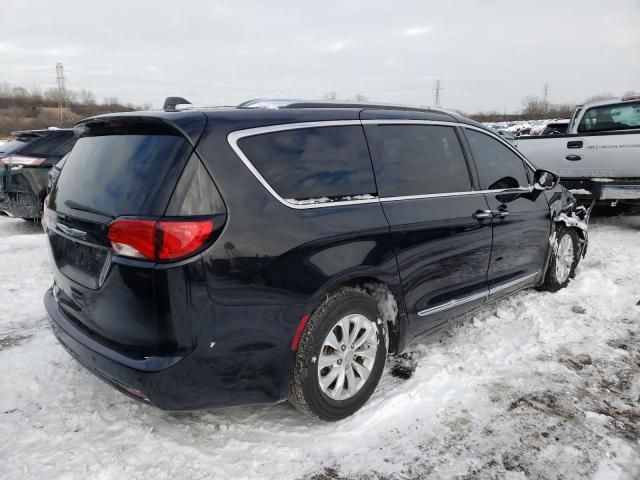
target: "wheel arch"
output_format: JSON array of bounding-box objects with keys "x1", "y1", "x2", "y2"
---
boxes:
[{"x1": 309, "y1": 273, "x2": 410, "y2": 355}]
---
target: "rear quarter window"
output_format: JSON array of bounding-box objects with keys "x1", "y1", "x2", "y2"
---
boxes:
[{"x1": 236, "y1": 125, "x2": 377, "y2": 200}]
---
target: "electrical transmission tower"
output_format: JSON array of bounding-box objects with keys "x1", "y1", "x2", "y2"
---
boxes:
[
  {"x1": 56, "y1": 63, "x2": 72, "y2": 123},
  {"x1": 542, "y1": 82, "x2": 551, "y2": 115},
  {"x1": 433, "y1": 79, "x2": 443, "y2": 107},
  {"x1": 543, "y1": 82, "x2": 550, "y2": 104}
]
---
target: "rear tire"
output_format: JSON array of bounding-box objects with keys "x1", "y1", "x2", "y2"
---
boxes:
[
  {"x1": 541, "y1": 226, "x2": 580, "y2": 292},
  {"x1": 289, "y1": 288, "x2": 386, "y2": 421}
]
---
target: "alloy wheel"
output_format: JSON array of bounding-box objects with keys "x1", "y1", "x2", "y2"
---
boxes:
[
  {"x1": 555, "y1": 234, "x2": 574, "y2": 283},
  {"x1": 317, "y1": 313, "x2": 378, "y2": 401}
]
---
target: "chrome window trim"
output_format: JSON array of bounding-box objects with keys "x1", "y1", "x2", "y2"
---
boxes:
[
  {"x1": 380, "y1": 187, "x2": 532, "y2": 203},
  {"x1": 227, "y1": 120, "x2": 379, "y2": 210},
  {"x1": 360, "y1": 119, "x2": 459, "y2": 127},
  {"x1": 417, "y1": 271, "x2": 539, "y2": 317},
  {"x1": 227, "y1": 120, "x2": 535, "y2": 210}
]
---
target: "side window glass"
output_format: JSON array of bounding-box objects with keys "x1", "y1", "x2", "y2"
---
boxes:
[
  {"x1": 465, "y1": 129, "x2": 529, "y2": 190},
  {"x1": 364, "y1": 125, "x2": 471, "y2": 197},
  {"x1": 237, "y1": 126, "x2": 377, "y2": 200}
]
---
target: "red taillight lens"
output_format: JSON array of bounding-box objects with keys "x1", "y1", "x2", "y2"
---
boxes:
[
  {"x1": 157, "y1": 220, "x2": 214, "y2": 260},
  {"x1": 108, "y1": 219, "x2": 157, "y2": 259},
  {"x1": 107, "y1": 218, "x2": 215, "y2": 261}
]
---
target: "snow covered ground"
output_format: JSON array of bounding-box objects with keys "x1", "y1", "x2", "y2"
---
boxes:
[{"x1": 0, "y1": 214, "x2": 639, "y2": 479}]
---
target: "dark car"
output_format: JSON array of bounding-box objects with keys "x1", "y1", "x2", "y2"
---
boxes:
[
  {"x1": 43, "y1": 101, "x2": 588, "y2": 421},
  {"x1": 539, "y1": 120, "x2": 569, "y2": 136},
  {"x1": 0, "y1": 129, "x2": 75, "y2": 219}
]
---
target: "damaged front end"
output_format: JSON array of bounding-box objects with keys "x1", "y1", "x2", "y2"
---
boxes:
[{"x1": 550, "y1": 188, "x2": 589, "y2": 259}]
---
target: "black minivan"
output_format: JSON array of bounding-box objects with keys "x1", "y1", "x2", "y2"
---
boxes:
[{"x1": 43, "y1": 101, "x2": 587, "y2": 420}]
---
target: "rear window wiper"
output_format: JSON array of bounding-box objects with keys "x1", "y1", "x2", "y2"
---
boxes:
[{"x1": 64, "y1": 200, "x2": 112, "y2": 218}]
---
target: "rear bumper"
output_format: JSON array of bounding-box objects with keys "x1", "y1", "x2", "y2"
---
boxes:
[
  {"x1": 597, "y1": 183, "x2": 640, "y2": 200},
  {"x1": 0, "y1": 194, "x2": 42, "y2": 218},
  {"x1": 44, "y1": 288, "x2": 296, "y2": 410},
  {"x1": 0, "y1": 166, "x2": 48, "y2": 218},
  {"x1": 563, "y1": 178, "x2": 640, "y2": 201}
]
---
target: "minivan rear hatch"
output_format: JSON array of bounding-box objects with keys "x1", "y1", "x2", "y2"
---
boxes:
[{"x1": 44, "y1": 113, "x2": 212, "y2": 355}]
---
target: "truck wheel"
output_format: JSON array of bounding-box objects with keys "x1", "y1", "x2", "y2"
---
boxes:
[
  {"x1": 541, "y1": 226, "x2": 580, "y2": 292},
  {"x1": 289, "y1": 288, "x2": 387, "y2": 421}
]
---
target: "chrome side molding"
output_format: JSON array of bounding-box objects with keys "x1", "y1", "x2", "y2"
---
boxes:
[
  {"x1": 417, "y1": 271, "x2": 540, "y2": 317},
  {"x1": 488, "y1": 271, "x2": 539, "y2": 295}
]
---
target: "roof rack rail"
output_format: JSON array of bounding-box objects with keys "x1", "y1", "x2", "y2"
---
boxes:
[{"x1": 236, "y1": 98, "x2": 439, "y2": 113}]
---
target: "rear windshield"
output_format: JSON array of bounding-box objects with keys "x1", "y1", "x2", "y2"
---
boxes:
[
  {"x1": 237, "y1": 125, "x2": 377, "y2": 200},
  {"x1": 54, "y1": 134, "x2": 191, "y2": 217},
  {"x1": 578, "y1": 101, "x2": 640, "y2": 133},
  {"x1": 21, "y1": 132, "x2": 75, "y2": 156},
  {"x1": 0, "y1": 139, "x2": 30, "y2": 155}
]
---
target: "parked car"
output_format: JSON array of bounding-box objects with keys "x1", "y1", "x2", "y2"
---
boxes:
[
  {"x1": 0, "y1": 128, "x2": 75, "y2": 219},
  {"x1": 43, "y1": 100, "x2": 588, "y2": 421},
  {"x1": 539, "y1": 119, "x2": 569, "y2": 136},
  {"x1": 515, "y1": 96, "x2": 640, "y2": 206}
]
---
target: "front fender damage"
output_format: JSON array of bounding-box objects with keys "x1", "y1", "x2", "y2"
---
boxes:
[{"x1": 554, "y1": 197, "x2": 589, "y2": 259}]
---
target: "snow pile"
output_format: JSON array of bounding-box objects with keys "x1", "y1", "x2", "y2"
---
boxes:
[
  {"x1": 286, "y1": 194, "x2": 377, "y2": 205},
  {"x1": 362, "y1": 282, "x2": 398, "y2": 325},
  {"x1": 1, "y1": 215, "x2": 639, "y2": 479},
  {"x1": 570, "y1": 188, "x2": 593, "y2": 196}
]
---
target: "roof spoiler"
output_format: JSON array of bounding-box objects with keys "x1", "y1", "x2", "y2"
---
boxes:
[
  {"x1": 163, "y1": 97, "x2": 192, "y2": 112},
  {"x1": 10, "y1": 130, "x2": 48, "y2": 138}
]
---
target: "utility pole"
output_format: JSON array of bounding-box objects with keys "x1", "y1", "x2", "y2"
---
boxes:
[
  {"x1": 433, "y1": 79, "x2": 443, "y2": 107},
  {"x1": 56, "y1": 63, "x2": 72, "y2": 123}
]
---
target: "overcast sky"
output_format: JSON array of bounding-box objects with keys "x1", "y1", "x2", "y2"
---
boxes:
[{"x1": 1, "y1": 0, "x2": 638, "y2": 112}]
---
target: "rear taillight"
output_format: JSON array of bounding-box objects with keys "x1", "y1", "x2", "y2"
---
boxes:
[
  {"x1": 157, "y1": 220, "x2": 214, "y2": 260},
  {"x1": 0, "y1": 155, "x2": 47, "y2": 166},
  {"x1": 107, "y1": 218, "x2": 215, "y2": 261}
]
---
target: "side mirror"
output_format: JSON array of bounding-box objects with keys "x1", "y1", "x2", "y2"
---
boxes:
[{"x1": 534, "y1": 169, "x2": 559, "y2": 191}]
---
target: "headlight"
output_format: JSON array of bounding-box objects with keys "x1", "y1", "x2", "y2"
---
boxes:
[{"x1": 0, "y1": 155, "x2": 47, "y2": 166}]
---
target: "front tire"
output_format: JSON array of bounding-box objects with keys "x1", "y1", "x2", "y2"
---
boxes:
[
  {"x1": 541, "y1": 226, "x2": 580, "y2": 292},
  {"x1": 289, "y1": 288, "x2": 387, "y2": 421}
]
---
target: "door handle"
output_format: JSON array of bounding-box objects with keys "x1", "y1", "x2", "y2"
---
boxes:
[
  {"x1": 567, "y1": 140, "x2": 583, "y2": 149},
  {"x1": 472, "y1": 210, "x2": 493, "y2": 220},
  {"x1": 493, "y1": 208, "x2": 509, "y2": 218}
]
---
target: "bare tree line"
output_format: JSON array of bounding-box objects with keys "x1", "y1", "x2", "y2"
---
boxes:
[
  {"x1": 0, "y1": 83, "x2": 150, "y2": 136},
  {"x1": 321, "y1": 90, "x2": 638, "y2": 123},
  {"x1": 2, "y1": 82, "x2": 637, "y2": 137}
]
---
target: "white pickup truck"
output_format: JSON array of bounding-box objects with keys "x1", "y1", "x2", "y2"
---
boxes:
[{"x1": 515, "y1": 96, "x2": 640, "y2": 207}]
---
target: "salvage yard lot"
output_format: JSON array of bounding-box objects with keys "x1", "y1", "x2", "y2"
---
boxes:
[{"x1": 0, "y1": 214, "x2": 639, "y2": 479}]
